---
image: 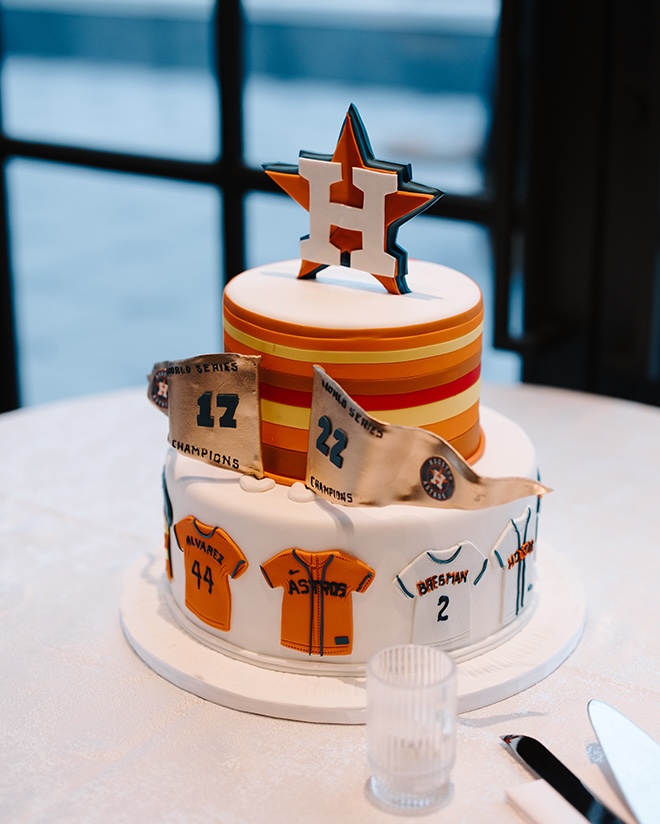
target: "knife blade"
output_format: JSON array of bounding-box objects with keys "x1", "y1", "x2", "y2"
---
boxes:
[
  {"x1": 588, "y1": 700, "x2": 660, "y2": 824},
  {"x1": 501, "y1": 734, "x2": 626, "y2": 824}
]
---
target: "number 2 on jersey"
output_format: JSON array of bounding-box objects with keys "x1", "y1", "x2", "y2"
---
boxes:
[{"x1": 437, "y1": 594, "x2": 449, "y2": 622}]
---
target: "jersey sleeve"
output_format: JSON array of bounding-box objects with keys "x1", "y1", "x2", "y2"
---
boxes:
[
  {"x1": 336, "y1": 554, "x2": 375, "y2": 594},
  {"x1": 222, "y1": 535, "x2": 249, "y2": 579},
  {"x1": 394, "y1": 555, "x2": 424, "y2": 600},
  {"x1": 260, "y1": 549, "x2": 293, "y2": 589},
  {"x1": 354, "y1": 564, "x2": 375, "y2": 594},
  {"x1": 173, "y1": 515, "x2": 193, "y2": 552}
]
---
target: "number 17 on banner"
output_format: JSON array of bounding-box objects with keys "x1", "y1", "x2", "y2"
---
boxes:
[{"x1": 148, "y1": 353, "x2": 264, "y2": 479}]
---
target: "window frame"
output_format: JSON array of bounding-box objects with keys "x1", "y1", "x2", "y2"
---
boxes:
[{"x1": 1, "y1": 0, "x2": 658, "y2": 412}]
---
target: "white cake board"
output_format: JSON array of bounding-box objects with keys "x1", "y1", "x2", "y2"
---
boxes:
[{"x1": 120, "y1": 544, "x2": 585, "y2": 724}]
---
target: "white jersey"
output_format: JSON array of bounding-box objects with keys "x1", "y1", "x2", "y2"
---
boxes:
[
  {"x1": 490, "y1": 506, "x2": 535, "y2": 626},
  {"x1": 395, "y1": 542, "x2": 488, "y2": 649}
]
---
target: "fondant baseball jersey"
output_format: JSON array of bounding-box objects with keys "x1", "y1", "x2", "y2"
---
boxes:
[
  {"x1": 490, "y1": 506, "x2": 535, "y2": 626},
  {"x1": 173, "y1": 516, "x2": 248, "y2": 632},
  {"x1": 260, "y1": 549, "x2": 374, "y2": 656},
  {"x1": 395, "y1": 542, "x2": 488, "y2": 649}
]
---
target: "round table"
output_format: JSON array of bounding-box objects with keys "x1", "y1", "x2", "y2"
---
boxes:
[{"x1": 1, "y1": 383, "x2": 658, "y2": 822}]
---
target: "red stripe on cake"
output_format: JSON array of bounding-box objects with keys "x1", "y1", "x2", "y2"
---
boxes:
[
  {"x1": 260, "y1": 364, "x2": 481, "y2": 411},
  {"x1": 260, "y1": 383, "x2": 311, "y2": 407},
  {"x1": 355, "y1": 364, "x2": 481, "y2": 410}
]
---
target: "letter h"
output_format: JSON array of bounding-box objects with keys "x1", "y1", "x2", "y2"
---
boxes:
[{"x1": 299, "y1": 156, "x2": 399, "y2": 277}]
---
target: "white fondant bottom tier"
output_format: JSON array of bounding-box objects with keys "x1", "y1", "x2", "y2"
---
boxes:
[
  {"x1": 120, "y1": 545, "x2": 585, "y2": 722},
  {"x1": 162, "y1": 406, "x2": 545, "y2": 673}
]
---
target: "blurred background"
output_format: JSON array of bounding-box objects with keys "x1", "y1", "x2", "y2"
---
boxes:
[{"x1": 1, "y1": 0, "x2": 658, "y2": 409}]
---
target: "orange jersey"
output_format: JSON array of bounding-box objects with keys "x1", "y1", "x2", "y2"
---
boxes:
[
  {"x1": 260, "y1": 549, "x2": 374, "y2": 656},
  {"x1": 173, "y1": 516, "x2": 248, "y2": 632}
]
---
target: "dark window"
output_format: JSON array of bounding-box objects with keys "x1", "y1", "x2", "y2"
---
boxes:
[{"x1": 1, "y1": 0, "x2": 658, "y2": 411}]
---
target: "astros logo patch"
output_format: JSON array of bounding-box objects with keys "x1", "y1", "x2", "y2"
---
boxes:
[
  {"x1": 420, "y1": 456, "x2": 455, "y2": 502},
  {"x1": 149, "y1": 367, "x2": 169, "y2": 410}
]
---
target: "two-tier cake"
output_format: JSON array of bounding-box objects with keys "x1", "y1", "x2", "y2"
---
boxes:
[{"x1": 121, "y1": 105, "x2": 584, "y2": 721}]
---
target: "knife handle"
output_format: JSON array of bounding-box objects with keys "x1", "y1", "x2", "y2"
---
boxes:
[{"x1": 502, "y1": 735, "x2": 627, "y2": 824}]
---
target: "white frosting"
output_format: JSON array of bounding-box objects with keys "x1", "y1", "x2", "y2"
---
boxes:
[
  {"x1": 239, "y1": 475, "x2": 276, "y2": 494},
  {"x1": 287, "y1": 482, "x2": 316, "y2": 503},
  {"x1": 164, "y1": 406, "x2": 541, "y2": 675},
  {"x1": 223, "y1": 259, "x2": 482, "y2": 330}
]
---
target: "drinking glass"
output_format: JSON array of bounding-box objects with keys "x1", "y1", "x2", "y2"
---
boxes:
[{"x1": 367, "y1": 644, "x2": 456, "y2": 811}]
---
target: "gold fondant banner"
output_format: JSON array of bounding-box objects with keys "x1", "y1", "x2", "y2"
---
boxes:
[
  {"x1": 305, "y1": 366, "x2": 550, "y2": 509},
  {"x1": 147, "y1": 353, "x2": 263, "y2": 478}
]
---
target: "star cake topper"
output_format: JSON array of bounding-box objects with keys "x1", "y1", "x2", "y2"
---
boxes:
[{"x1": 263, "y1": 104, "x2": 443, "y2": 295}]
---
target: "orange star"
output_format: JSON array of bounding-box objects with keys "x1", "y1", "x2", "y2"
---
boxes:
[{"x1": 263, "y1": 104, "x2": 442, "y2": 294}]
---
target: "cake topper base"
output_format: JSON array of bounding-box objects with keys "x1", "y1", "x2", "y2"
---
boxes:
[{"x1": 120, "y1": 544, "x2": 584, "y2": 724}]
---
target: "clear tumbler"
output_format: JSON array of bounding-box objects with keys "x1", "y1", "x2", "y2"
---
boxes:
[{"x1": 367, "y1": 644, "x2": 456, "y2": 811}]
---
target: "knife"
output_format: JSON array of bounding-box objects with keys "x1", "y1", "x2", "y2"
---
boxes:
[
  {"x1": 588, "y1": 700, "x2": 660, "y2": 824},
  {"x1": 501, "y1": 734, "x2": 626, "y2": 824}
]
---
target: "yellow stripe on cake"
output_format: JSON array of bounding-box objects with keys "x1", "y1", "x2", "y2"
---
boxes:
[
  {"x1": 261, "y1": 379, "x2": 481, "y2": 431},
  {"x1": 261, "y1": 399, "x2": 311, "y2": 429},
  {"x1": 224, "y1": 317, "x2": 483, "y2": 364},
  {"x1": 372, "y1": 380, "x2": 481, "y2": 427}
]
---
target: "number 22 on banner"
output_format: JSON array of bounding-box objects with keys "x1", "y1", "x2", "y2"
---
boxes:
[{"x1": 315, "y1": 415, "x2": 348, "y2": 468}]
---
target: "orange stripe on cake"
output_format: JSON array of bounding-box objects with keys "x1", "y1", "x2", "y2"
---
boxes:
[
  {"x1": 450, "y1": 423, "x2": 484, "y2": 463},
  {"x1": 225, "y1": 292, "x2": 483, "y2": 341},
  {"x1": 262, "y1": 412, "x2": 484, "y2": 482},
  {"x1": 262, "y1": 444, "x2": 308, "y2": 482},
  {"x1": 224, "y1": 302, "x2": 483, "y2": 352},
  {"x1": 422, "y1": 403, "x2": 480, "y2": 441},
  {"x1": 224, "y1": 333, "x2": 483, "y2": 380},
  {"x1": 259, "y1": 349, "x2": 481, "y2": 395},
  {"x1": 223, "y1": 317, "x2": 483, "y2": 363},
  {"x1": 262, "y1": 421, "x2": 309, "y2": 452}
]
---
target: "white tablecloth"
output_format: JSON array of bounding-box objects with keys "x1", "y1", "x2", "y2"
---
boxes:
[{"x1": 1, "y1": 384, "x2": 658, "y2": 822}]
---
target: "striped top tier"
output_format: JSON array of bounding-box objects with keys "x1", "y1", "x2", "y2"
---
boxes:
[{"x1": 223, "y1": 259, "x2": 484, "y2": 482}]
